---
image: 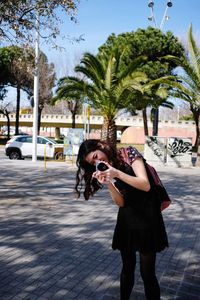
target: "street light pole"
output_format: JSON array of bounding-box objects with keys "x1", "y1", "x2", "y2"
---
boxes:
[
  {"x1": 160, "y1": 1, "x2": 173, "y2": 30},
  {"x1": 148, "y1": 1, "x2": 157, "y2": 28},
  {"x1": 32, "y1": 11, "x2": 39, "y2": 162},
  {"x1": 147, "y1": 1, "x2": 173, "y2": 30},
  {"x1": 147, "y1": 1, "x2": 173, "y2": 136},
  {"x1": 82, "y1": 103, "x2": 91, "y2": 140}
]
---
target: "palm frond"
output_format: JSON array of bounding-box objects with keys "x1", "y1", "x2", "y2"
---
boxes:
[
  {"x1": 104, "y1": 55, "x2": 116, "y2": 90},
  {"x1": 78, "y1": 52, "x2": 105, "y2": 79},
  {"x1": 155, "y1": 87, "x2": 168, "y2": 99},
  {"x1": 161, "y1": 100, "x2": 174, "y2": 109},
  {"x1": 75, "y1": 65, "x2": 103, "y2": 89},
  {"x1": 169, "y1": 89, "x2": 192, "y2": 102},
  {"x1": 188, "y1": 24, "x2": 200, "y2": 80}
]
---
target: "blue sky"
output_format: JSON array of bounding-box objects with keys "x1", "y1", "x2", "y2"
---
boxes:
[
  {"x1": 5, "y1": 0, "x2": 200, "y2": 105},
  {"x1": 46, "y1": 0, "x2": 200, "y2": 74}
]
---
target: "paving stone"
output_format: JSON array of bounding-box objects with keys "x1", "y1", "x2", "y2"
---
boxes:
[{"x1": 0, "y1": 161, "x2": 200, "y2": 299}]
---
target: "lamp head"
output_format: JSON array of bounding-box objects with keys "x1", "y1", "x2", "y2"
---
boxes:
[
  {"x1": 167, "y1": 1, "x2": 173, "y2": 7},
  {"x1": 148, "y1": 1, "x2": 154, "y2": 8}
]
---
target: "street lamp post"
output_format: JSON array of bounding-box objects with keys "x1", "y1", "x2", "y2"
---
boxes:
[
  {"x1": 83, "y1": 103, "x2": 90, "y2": 140},
  {"x1": 32, "y1": 11, "x2": 40, "y2": 162},
  {"x1": 147, "y1": 0, "x2": 173, "y2": 31},
  {"x1": 147, "y1": 1, "x2": 173, "y2": 136},
  {"x1": 148, "y1": 1, "x2": 157, "y2": 28},
  {"x1": 160, "y1": 1, "x2": 173, "y2": 30}
]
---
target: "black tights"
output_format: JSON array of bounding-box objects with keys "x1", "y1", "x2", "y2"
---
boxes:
[{"x1": 120, "y1": 249, "x2": 160, "y2": 300}]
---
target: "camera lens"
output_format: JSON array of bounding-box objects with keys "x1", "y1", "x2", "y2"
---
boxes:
[{"x1": 96, "y1": 161, "x2": 108, "y2": 171}]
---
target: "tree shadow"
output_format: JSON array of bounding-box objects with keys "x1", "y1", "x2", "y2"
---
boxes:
[{"x1": 0, "y1": 164, "x2": 199, "y2": 299}]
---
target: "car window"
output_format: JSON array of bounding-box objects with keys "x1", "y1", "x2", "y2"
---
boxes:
[
  {"x1": 37, "y1": 137, "x2": 50, "y2": 144},
  {"x1": 26, "y1": 137, "x2": 32, "y2": 143},
  {"x1": 45, "y1": 137, "x2": 57, "y2": 144},
  {"x1": 15, "y1": 137, "x2": 24, "y2": 142},
  {"x1": 16, "y1": 136, "x2": 32, "y2": 143}
]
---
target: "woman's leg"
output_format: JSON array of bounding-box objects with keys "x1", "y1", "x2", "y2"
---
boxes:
[
  {"x1": 120, "y1": 249, "x2": 136, "y2": 300},
  {"x1": 139, "y1": 252, "x2": 160, "y2": 300}
]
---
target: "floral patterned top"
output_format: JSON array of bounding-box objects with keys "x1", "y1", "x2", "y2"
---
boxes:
[{"x1": 118, "y1": 146, "x2": 143, "y2": 165}]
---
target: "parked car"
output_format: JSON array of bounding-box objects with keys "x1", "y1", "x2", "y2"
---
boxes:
[{"x1": 5, "y1": 135, "x2": 64, "y2": 160}]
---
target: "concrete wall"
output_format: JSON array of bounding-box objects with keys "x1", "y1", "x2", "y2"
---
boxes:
[
  {"x1": 121, "y1": 122, "x2": 196, "y2": 145},
  {"x1": 144, "y1": 136, "x2": 193, "y2": 167}
]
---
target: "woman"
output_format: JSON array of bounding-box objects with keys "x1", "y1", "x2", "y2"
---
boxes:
[{"x1": 75, "y1": 139, "x2": 168, "y2": 300}]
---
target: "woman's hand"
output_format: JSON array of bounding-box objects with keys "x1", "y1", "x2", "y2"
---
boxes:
[
  {"x1": 92, "y1": 162, "x2": 118, "y2": 185},
  {"x1": 92, "y1": 170, "x2": 110, "y2": 185},
  {"x1": 94, "y1": 158, "x2": 150, "y2": 192},
  {"x1": 93, "y1": 162, "x2": 124, "y2": 207}
]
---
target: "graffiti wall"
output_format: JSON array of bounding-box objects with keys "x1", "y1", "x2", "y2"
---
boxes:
[
  {"x1": 144, "y1": 136, "x2": 192, "y2": 167},
  {"x1": 144, "y1": 137, "x2": 166, "y2": 165},
  {"x1": 167, "y1": 137, "x2": 192, "y2": 167}
]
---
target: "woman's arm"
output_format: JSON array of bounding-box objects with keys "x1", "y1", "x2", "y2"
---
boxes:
[
  {"x1": 116, "y1": 158, "x2": 150, "y2": 192},
  {"x1": 107, "y1": 158, "x2": 150, "y2": 206},
  {"x1": 92, "y1": 157, "x2": 150, "y2": 206},
  {"x1": 103, "y1": 158, "x2": 150, "y2": 192},
  {"x1": 92, "y1": 171, "x2": 124, "y2": 207},
  {"x1": 107, "y1": 181, "x2": 124, "y2": 207}
]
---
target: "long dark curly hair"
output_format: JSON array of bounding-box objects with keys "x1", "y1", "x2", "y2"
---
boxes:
[{"x1": 75, "y1": 139, "x2": 123, "y2": 200}]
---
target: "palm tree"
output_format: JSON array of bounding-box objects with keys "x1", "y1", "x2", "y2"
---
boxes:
[
  {"x1": 149, "y1": 88, "x2": 174, "y2": 136},
  {"x1": 126, "y1": 81, "x2": 174, "y2": 137},
  {"x1": 150, "y1": 100, "x2": 174, "y2": 136},
  {"x1": 55, "y1": 50, "x2": 147, "y2": 147},
  {"x1": 163, "y1": 25, "x2": 200, "y2": 166},
  {"x1": 52, "y1": 80, "x2": 82, "y2": 129}
]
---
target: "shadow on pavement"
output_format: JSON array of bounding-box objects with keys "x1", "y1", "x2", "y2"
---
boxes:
[{"x1": 0, "y1": 163, "x2": 200, "y2": 299}]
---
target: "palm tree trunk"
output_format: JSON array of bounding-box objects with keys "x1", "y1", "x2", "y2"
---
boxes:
[
  {"x1": 0, "y1": 109, "x2": 10, "y2": 138},
  {"x1": 15, "y1": 86, "x2": 20, "y2": 135},
  {"x1": 191, "y1": 105, "x2": 200, "y2": 166},
  {"x1": 72, "y1": 111, "x2": 76, "y2": 128},
  {"x1": 194, "y1": 118, "x2": 200, "y2": 151},
  {"x1": 38, "y1": 106, "x2": 42, "y2": 135},
  {"x1": 68, "y1": 100, "x2": 79, "y2": 129},
  {"x1": 196, "y1": 120, "x2": 200, "y2": 167},
  {"x1": 196, "y1": 139, "x2": 200, "y2": 167},
  {"x1": 191, "y1": 106, "x2": 200, "y2": 150},
  {"x1": 55, "y1": 127, "x2": 61, "y2": 140},
  {"x1": 101, "y1": 118, "x2": 117, "y2": 148},
  {"x1": 152, "y1": 108, "x2": 159, "y2": 136},
  {"x1": 142, "y1": 108, "x2": 149, "y2": 136},
  {"x1": 5, "y1": 109, "x2": 10, "y2": 139}
]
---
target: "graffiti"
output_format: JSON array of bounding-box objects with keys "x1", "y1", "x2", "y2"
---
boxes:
[
  {"x1": 168, "y1": 138, "x2": 192, "y2": 157},
  {"x1": 146, "y1": 137, "x2": 164, "y2": 158},
  {"x1": 145, "y1": 136, "x2": 192, "y2": 166}
]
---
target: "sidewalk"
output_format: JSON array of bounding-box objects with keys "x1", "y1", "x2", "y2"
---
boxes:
[{"x1": 0, "y1": 160, "x2": 200, "y2": 300}]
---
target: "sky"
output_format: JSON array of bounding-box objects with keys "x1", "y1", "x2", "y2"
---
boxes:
[
  {"x1": 46, "y1": 0, "x2": 200, "y2": 75},
  {"x1": 4, "y1": 0, "x2": 200, "y2": 106}
]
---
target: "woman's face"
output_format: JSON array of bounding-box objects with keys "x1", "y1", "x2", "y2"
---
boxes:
[{"x1": 85, "y1": 150, "x2": 108, "y2": 166}]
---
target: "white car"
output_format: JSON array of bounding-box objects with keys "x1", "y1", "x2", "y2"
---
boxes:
[{"x1": 5, "y1": 135, "x2": 64, "y2": 160}]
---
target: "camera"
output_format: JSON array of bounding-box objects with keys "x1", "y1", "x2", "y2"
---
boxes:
[{"x1": 96, "y1": 161, "x2": 108, "y2": 171}]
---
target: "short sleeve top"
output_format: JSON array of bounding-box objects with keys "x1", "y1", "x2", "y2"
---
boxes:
[
  {"x1": 118, "y1": 146, "x2": 143, "y2": 165},
  {"x1": 113, "y1": 146, "x2": 146, "y2": 203}
]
